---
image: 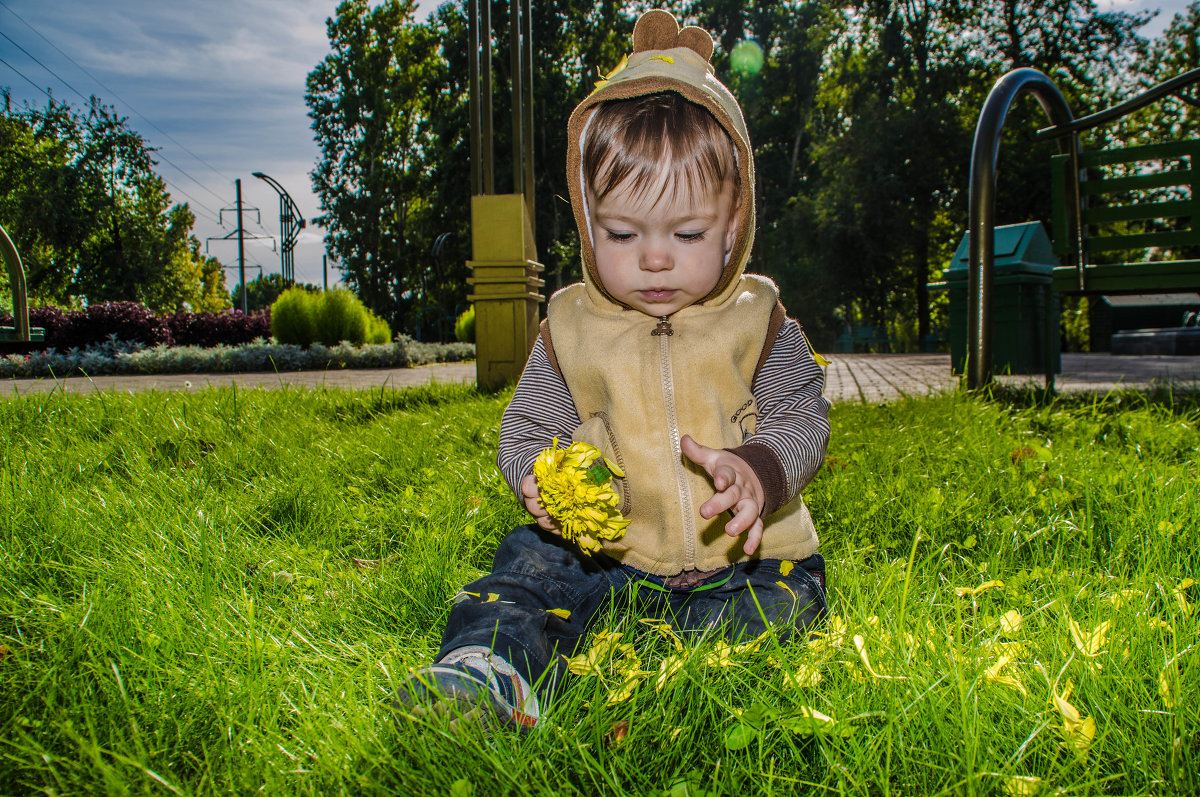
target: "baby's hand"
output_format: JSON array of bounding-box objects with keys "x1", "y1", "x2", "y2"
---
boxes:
[
  {"x1": 680, "y1": 435, "x2": 765, "y2": 555},
  {"x1": 520, "y1": 474, "x2": 562, "y2": 534}
]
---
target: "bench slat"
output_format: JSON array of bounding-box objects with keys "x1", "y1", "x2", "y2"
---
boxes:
[
  {"x1": 1079, "y1": 139, "x2": 1199, "y2": 167},
  {"x1": 1082, "y1": 199, "x2": 1192, "y2": 225},
  {"x1": 1052, "y1": 260, "x2": 1200, "y2": 293},
  {"x1": 1087, "y1": 229, "x2": 1200, "y2": 253},
  {"x1": 1080, "y1": 169, "x2": 1192, "y2": 195}
]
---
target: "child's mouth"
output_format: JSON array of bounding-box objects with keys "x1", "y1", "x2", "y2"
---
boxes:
[{"x1": 640, "y1": 289, "x2": 677, "y2": 302}]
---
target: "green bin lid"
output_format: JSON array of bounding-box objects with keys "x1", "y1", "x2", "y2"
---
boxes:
[{"x1": 947, "y1": 222, "x2": 1059, "y2": 275}]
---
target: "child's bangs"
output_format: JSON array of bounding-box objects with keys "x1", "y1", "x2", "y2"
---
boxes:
[{"x1": 584, "y1": 93, "x2": 738, "y2": 209}]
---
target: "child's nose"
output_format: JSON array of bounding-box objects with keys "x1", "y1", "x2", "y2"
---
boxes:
[{"x1": 640, "y1": 245, "x2": 672, "y2": 272}]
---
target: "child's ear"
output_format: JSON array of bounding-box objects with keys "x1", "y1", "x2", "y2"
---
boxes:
[{"x1": 724, "y1": 195, "x2": 742, "y2": 254}]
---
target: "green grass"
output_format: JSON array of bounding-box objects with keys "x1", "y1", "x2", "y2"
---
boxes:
[{"x1": 1, "y1": 383, "x2": 1197, "y2": 795}]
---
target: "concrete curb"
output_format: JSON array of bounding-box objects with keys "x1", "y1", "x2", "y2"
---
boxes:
[{"x1": 5, "y1": 354, "x2": 1199, "y2": 404}]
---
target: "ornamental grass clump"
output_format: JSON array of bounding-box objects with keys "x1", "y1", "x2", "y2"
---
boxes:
[{"x1": 533, "y1": 438, "x2": 630, "y2": 553}]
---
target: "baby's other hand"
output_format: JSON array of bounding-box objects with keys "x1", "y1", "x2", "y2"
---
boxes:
[
  {"x1": 520, "y1": 474, "x2": 562, "y2": 534},
  {"x1": 680, "y1": 434, "x2": 765, "y2": 555}
]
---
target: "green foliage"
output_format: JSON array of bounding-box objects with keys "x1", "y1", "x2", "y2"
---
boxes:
[
  {"x1": 232, "y1": 273, "x2": 320, "y2": 312},
  {"x1": 314, "y1": 287, "x2": 370, "y2": 346},
  {"x1": 1, "y1": 386, "x2": 1197, "y2": 793},
  {"x1": 0, "y1": 92, "x2": 227, "y2": 312},
  {"x1": 270, "y1": 287, "x2": 318, "y2": 345},
  {"x1": 454, "y1": 304, "x2": 475, "y2": 343},
  {"x1": 368, "y1": 313, "x2": 393, "y2": 344},
  {"x1": 1062, "y1": 296, "x2": 1091, "y2": 352},
  {"x1": 270, "y1": 287, "x2": 393, "y2": 347}
]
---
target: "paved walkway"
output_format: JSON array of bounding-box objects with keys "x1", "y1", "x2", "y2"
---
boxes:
[{"x1": 4, "y1": 353, "x2": 1199, "y2": 403}]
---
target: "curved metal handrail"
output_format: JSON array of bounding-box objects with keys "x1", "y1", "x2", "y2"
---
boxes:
[
  {"x1": 1036, "y1": 67, "x2": 1200, "y2": 139},
  {"x1": 0, "y1": 223, "x2": 31, "y2": 341},
  {"x1": 967, "y1": 68, "x2": 1078, "y2": 389}
]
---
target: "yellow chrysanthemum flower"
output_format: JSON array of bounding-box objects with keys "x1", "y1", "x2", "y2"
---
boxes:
[{"x1": 534, "y1": 437, "x2": 630, "y2": 554}]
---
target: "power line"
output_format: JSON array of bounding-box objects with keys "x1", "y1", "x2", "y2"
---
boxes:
[
  {"x1": 0, "y1": 28, "x2": 90, "y2": 104},
  {"x1": 0, "y1": 54, "x2": 51, "y2": 98},
  {"x1": 1, "y1": 55, "x2": 225, "y2": 226},
  {"x1": 0, "y1": 0, "x2": 236, "y2": 187},
  {"x1": 0, "y1": 1, "x2": 236, "y2": 218}
]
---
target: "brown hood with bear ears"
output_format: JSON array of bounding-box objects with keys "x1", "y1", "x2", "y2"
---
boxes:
[{"x1": 565, "y1": 9, "x2": 756, "y2": 312}]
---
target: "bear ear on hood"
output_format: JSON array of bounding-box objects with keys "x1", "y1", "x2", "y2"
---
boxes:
[{"x1": 631, "y1": 9, "x2": 714, "y2": 63}]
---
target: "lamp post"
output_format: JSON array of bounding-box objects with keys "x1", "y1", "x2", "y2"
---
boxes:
[{"x1": 252, "y1": 172, "x2": 306, "y2": 284}]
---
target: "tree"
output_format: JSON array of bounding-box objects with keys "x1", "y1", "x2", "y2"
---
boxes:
[
  {"x1": 769, "y1": 0, "x2": 1148, "y2": 346},
  {"x1": 0, "y1": 92, "x2": 227, "y2": 312},
  {"x1": 231, "y1": 273, "x2": 320, "y2": 312},
  {"x1": 307, "y1": 0, "x2": 443, "y2": 333}
]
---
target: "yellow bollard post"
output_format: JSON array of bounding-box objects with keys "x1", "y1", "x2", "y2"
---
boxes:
[{"x1": 467, "y1": 194, "x2": 545, "y2": 389}]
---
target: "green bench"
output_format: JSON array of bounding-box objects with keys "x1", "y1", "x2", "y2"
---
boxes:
[
  {"x1": 834, "y1": 325, "x2": 894, "y2": 353},
  {"x1": 1049, "y1": 139, "x2": 1199, "y2": 296}
]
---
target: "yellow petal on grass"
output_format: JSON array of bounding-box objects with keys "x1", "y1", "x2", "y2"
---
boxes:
[
  {"x1": 1053, "y1": 683, "x2": 1097, "y2": 761},
  {"x1": 809, "y1": 615, "x2": 847, "y2": 653},
  {"x1": 1146, "y1": 616, "x2": 1173, "y2": 632},
  {"x1": 705, "y1": 640, "x2": 737, "y2": 668},
  {"x1": 1173, "y1": 578, "x2": 1194, "y2": 617},
  {"x1": 955, "y1": 580, "x2": 1005, "y2": 598},
  {"x1": 565, "y1": 630, "x2": 637, "y2": 677},
  {"x1": 779, "y1": 560, "x2": 794, "y2": 577},
  {"x1": 782, "y1": 706, "x2": 839, "y2": 736},
  {"x1": 1105, "y1": 588, "x2": 1141, "y2": 610},
  {"x1": 853, "y1": 635, "x2": 907, "y2": 681},
  {"x1": 656, "y1": 655, "x2": 686, "y2": 692},
  {"x1": 1068, "y1": 618, "x2": 1112, "y2": 657},
  {"x1": 1001, "y1": 775, "x2": 1043, "y2": 796},
  {"x1": 639, "y1": 619, "x2": 684, "y2": 652},
  {"x1": 985, "y1": 655, "x2": 1028, "y2": 697},
  {"x1": 999, "y1": 610, "x2": 1023, "y2": 636},
  {"x1": 1159, "y1": 661, "x2": 1178, "y2": 709},
  {"x1": 782, "y1": 663, "x2": 823, "y2": 689},
  {"x1": 546, "y1": 608, "x2": 571, "y2": 620}
]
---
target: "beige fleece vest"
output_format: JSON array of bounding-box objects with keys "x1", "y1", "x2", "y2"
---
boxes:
[{"x1": 548, "y1": 274, "x2": 818, "y2": 576}]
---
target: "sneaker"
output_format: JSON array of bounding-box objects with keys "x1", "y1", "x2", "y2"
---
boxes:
[{"x1": 394, "y1": 662, "x2": 536, "y2": 734}]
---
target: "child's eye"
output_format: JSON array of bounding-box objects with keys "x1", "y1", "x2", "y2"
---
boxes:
[
  {"x1": 604, "y1": 230, "x2": 634, "y2": 242},
  {"x1": 676, "y1": 231, "x2": 708, "y2": 242}
]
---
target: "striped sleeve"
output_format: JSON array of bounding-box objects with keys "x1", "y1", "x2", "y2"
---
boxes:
[
  {"x1": 741, "y1": 318, "x2": 830, "y2": 505},
  {"x1": 496, "y1": 336, "x2": 581, "y2": 498}
]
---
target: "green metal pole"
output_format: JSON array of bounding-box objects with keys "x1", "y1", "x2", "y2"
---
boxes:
[{"x1": 0, "y1": 223, "x2": 29, "y2": 340}]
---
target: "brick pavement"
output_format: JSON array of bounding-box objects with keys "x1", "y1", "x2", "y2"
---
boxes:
[{"x1": 5, "y1": 353, "x2": 1199, "y2": 403}]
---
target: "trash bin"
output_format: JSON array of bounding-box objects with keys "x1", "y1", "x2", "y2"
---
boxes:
[{"x1": 944, "y1": 222, "x2": 1061, "y2": 375}]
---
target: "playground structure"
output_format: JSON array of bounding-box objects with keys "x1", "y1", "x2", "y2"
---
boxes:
[
  {"x1": 464, "y1": 0, "x2": 545, "y2": 389},
  {"x1": 964, "y1": 66, "x2": 1200, "y2": 388}
]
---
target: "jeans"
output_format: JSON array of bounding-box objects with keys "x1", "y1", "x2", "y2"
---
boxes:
[{"x1": 437, "y1": 524, "x2": 828, "y2": 698}]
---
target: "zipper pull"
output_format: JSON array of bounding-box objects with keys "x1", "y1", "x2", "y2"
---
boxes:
[{"x1": 651, "y1": 316, "x2": 674, "y2": 336}]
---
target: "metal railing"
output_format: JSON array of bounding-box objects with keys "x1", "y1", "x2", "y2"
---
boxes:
[
  {"x1": 1, "y1": 223, "x2": 31, "y2": 341},
  {"x1": 967, "y1": 68, "x2": 1077, "y2": 389}
]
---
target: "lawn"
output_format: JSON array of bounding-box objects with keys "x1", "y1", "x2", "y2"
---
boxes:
[{"x1": 1, "y1": 383, "x2": 1196, "y2": 795}]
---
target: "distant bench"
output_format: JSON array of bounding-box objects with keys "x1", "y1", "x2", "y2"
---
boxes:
[{"x1": 834, "y1": 325, "x2": 894, "y2": 353}]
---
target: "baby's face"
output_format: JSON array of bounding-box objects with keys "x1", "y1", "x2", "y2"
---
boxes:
[{"x1": 588, "y1": 174, "x2": 739, "y2": 317}]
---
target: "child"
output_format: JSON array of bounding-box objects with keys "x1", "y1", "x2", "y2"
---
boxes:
[{"x1": 397, "y1": 8, "x2": 830, "y2": 732}]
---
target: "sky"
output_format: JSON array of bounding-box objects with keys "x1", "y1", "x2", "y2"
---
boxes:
[{"x1": 0, "y1": 0, "x2": 1192, "y2": 295}]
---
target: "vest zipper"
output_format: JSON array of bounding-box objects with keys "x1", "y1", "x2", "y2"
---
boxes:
[{"x1": 658, "y1": 319, "x2": 696, "y2": 568}]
